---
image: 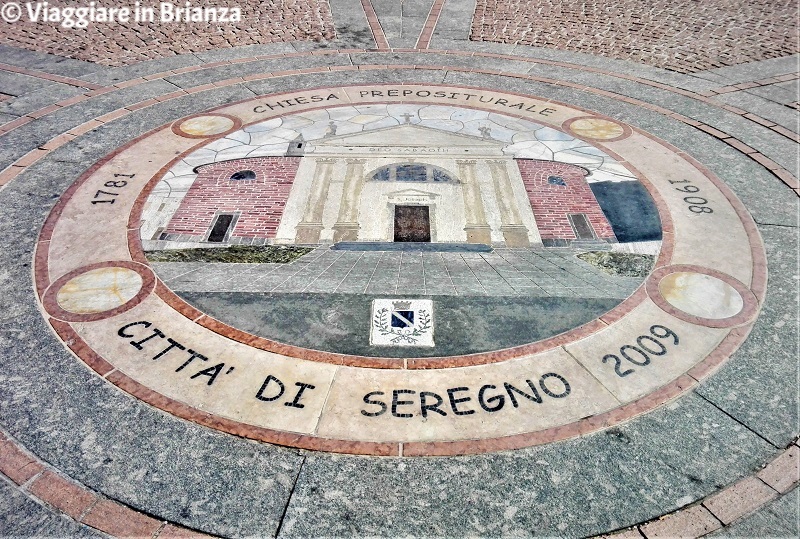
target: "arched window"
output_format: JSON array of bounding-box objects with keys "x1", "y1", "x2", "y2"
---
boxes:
[
  {"x1": 370, "y1": 164, "x2": 458, "y2": 183},
  {"x1": 230, "y1": 170, "x2": 256, "y2": 181}
]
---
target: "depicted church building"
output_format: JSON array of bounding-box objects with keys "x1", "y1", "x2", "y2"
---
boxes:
[{"x1": 160, "y1": 125, "x2": 617, "y2": 248}]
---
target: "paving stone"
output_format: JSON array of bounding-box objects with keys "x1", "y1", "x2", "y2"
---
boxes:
[
  {"x1": 433, "y1": 0, "x2": 475, "y2": 38},
  {"x1": 696, "y1": 225, "x2": 799, "y2": 447},
  {"x1": 0, "y1": 85, "x2": 84, "y2": 117},
  {"x1": 0, "y1": 124, "x2": 58, "y2": 170},
  {"x1": 27, "y1": 470, "x2": 98, "y2": 520},
  {"x1": 470, "y1": 2, "x2": 797, "y2": 74},
  {"x1": 683, "y1": 106, "x2": 800, "y2": 177},
  {"x1": 715, "y1": 91, "x2": 800, "y2": 133},
  {"x1": 81, "y1": 499, "x2": 164, "y2": 538},
  {"x1": 0, "y1": 112, "x2": 19, "y2": 127},
  {"x1": 0, "y1": 70, "x2": 60, "y2": 98},
  {"x1": 0, "y1": 3, "x2": 334, "y2": 68},
  {"x1": 745, "y1": 82, "x2": 799, "y2": 106},
  {"x1": 0, "y1": 44, "x2": 106, "y2": 78},
  {"x1": 634, "y1": 119, "x2": 799, "y2": 228},
  {"x1": 0, "y1": 438, "x2": 44, "y2": 484},
  {"x1": 328, "y1": 0, "x2": 377, "y2": 49},
  {"x1": 165, "y1": 55, "x2": 351, "y2": 89},
  {"x1": 80, "y1": 53, "x2": 207, "y2": 85},
  {"x1": 278, "y1": 393, "x2": 775, "y2": 537},
  {"x1": 192, "y1": 42, "x2": 298, "y2": 63}
]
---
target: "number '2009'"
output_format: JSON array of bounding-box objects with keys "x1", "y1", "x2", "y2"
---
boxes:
[{"x1": 601, "y1": 325, "x2": 679, "y2": 378}]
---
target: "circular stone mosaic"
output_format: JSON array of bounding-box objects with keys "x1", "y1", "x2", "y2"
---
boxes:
[{"x1": 35, "y1": 85, "x2": 765, "y2": 456}]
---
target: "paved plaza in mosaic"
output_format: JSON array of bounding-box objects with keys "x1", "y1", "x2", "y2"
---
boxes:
[
  {"x1": 154, "y1": 248, "x2": 644, "y2": 297},
  {"x1": 0, "y1": 0, "x2": 798, "y2": 537}
]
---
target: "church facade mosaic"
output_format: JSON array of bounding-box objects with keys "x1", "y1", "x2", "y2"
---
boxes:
[{"x1": 141, "y1": 104, "x2": 659, "y2": 251}]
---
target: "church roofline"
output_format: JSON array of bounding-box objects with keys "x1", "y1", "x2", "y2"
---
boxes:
[{"x1": 315, "y1": 123, "x2": 508, "y2": 147}]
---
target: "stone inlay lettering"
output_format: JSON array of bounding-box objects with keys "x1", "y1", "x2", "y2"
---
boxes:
[{"x1": 360, "y1": 374, "x2": 571, "y2": 418}]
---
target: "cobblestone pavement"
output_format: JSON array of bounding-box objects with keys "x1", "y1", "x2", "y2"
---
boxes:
[
  {"x1": 472, "y1": 0, "x2": 799, "y2": 73},
  {"x1": 0, "y1": 0, "x2": 797, "y2": 537},
  {"x1": 154, "y1": 248, "x2": 643, "y2": 298},
  {"x1": 0, "y1": 0, "x2": 335, "y2": 66},
  {"x1": 0, "y1": 0, "x2": 796, "y2": 72}
]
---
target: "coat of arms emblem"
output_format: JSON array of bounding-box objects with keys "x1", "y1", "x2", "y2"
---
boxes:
[{"x1": 371, "y1": 299, "x2": 434, "y2": 347}]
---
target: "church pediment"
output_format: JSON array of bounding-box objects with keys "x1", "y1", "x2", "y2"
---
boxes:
[{"x1": 315, "y1": 124, "x2": 506, "y2": 149}]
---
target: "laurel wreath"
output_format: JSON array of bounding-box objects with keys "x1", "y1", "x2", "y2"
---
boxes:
[{"x1": 373, "y1": 308, "x2": 432, "y2": 344}]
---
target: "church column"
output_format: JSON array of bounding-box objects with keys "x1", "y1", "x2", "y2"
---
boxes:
[
  {"x1": 295, "y1": 158, "x2": 336, "y2": 244},
  {"x1": 332, "y1": 159, "x2": 366, "y2": 242},
  {"x1": 457, "y1": 159, "x2": 492, "y2": 244},
  {"x1": 487, "y1": 159, "x2": 530, "y2": 247}
]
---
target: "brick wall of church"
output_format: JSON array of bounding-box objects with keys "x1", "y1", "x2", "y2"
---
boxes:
[
  {"x1": 165, "y1": 157, "x2": 300, "y2": 239},
  {"x1": 517, "y1": 159, "x2": 616, "y2": 244}
]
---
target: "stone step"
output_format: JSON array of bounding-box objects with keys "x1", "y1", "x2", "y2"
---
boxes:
[
  {"x1": 330, "y1": 242, "x2": 493, "y2": 252},
  {"x1": 570, "y1": 240, "x2": 613, "y2": 251}
]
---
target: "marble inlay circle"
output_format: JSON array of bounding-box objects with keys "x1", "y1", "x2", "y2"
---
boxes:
[
  {"x1": 566, "y1": 117, "x2": 627, "y2": 140},
  {"x1": 180, "y1": 115, "x2": 235, "y2": 136},
  {"x1": 659, "y1": 272, "x2": 744, "y2": 320},
  {"x1": 56, "y1": 267, "x2": 143, "y2": 314},
  {"x1": 34, "y1": 85, "x2": 766, "y2": 455}
]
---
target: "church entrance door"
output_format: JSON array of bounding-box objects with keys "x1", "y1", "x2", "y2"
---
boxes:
[{"x1": 394, "y1": 205, "x2": 431, "y2": 242}]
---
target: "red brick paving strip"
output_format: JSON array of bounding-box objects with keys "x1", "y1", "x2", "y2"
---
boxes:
[
  {"x1": 360, "y1": 0, "x2": 390, "y2": 49},
  {"x1": 27, "y1": 470, "x2": 98, "y2": 520},
  {"x1": 415, "y1": 0, "x2": 446, "y2": 49},
  {"x1": 703, "y1": 476, "x2": 779, "y2": 524},
  {"x1": 471, "y1": 0, "x2": 799, "y2": 74},
  {"x1": 756, "y1": 444, "x2": 800, "y2": 493},
  {"x1": 0, "y1": 0, "x2": 335, "y2": 67},
  {"x1": 639, "y1": 505, "x2": 722, "y2": 538},
  {"x1": 81, "y1": 499, "x2": 164, "y2": 537},
  {"x1": 710, "y1": 73, "x2": 800, "y2": 96},
  {"x1": 0, "y1": 437, "x2": 45, "y2": 484}
]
